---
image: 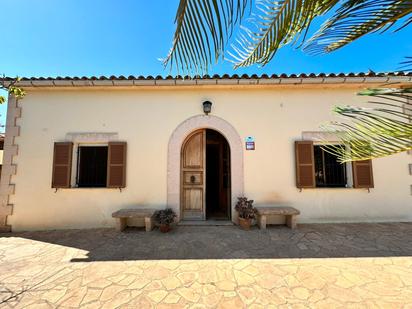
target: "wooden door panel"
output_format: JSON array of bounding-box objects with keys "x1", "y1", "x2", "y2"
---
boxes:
[
  {"x1": 183, "y1": 188, "x2": 203, "y2": 210},
  {"x1": 183, "y1": 171, "x2": 203, "y2": 185},
  {"x1": 181, "y1": 130, "x2": 205, "y2": 220},
  {"x1": 183, "y1": 132, "x2": 203, "y2": 168}
]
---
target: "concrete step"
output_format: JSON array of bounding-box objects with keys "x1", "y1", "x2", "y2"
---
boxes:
[{"x1": 178, "y1": 220, "x2": 234, "y2": 226}]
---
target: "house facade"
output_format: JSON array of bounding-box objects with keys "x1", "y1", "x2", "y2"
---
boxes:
[{"x1": 0, "y1": 73, "x2": 411, "y2": 232}]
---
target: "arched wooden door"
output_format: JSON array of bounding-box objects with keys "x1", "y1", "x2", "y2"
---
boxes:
[{"x1": 181, "y1": 130, "x2": 206, "y2": 220}]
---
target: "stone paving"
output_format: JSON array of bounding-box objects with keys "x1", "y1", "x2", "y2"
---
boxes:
[{"x1": 1, "y1": 223, "x2": 412, "y2": 308}]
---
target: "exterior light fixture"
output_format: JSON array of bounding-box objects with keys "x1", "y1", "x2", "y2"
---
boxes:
[{"x1": 202, "y1": 101, "x2": 212, "y2": 115}]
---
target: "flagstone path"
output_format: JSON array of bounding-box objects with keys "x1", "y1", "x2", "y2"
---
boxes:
[{"x1": 1, "y1": 223, "x2": 412, "y2": 308}]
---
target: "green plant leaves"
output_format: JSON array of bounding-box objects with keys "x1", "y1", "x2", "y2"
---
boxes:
[
  {"x1": 9, "y1": 86, "x2": 26, "y2": 99},
  {"x1": 304, "y1": 0, "x2": 412, "y2": 54},
  {"x1": 163, "y1": 0, "x2": 249, "y2": 74},
  {"x1": 166, "y1": 0, "x2": 412, "y2": 71},
  {"x1": 322, "y1": 87, "x2": 412, "y2": 162},
  {"x1": 0, "y1": 76, "x2": 26, "y2": 100},
  {"x1": 230, "y1": 0, "x2": 338, "y2": 67},
  {"x1": 154, "y1": 208, "x2": 177, "y2": 225}
]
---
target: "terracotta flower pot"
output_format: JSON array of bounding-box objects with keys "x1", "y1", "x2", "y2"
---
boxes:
[
  {"x1": 238, "y1": 217, "x2": 251, "y2": 230},
  {"x1": 159, "y1": 224, "x2": 171, "y2": 233}
]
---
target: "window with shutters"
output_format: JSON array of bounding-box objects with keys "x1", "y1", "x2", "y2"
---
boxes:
[
  {"x1": 52, "y1": 139, "x2": 127, "y2": 189},
  {"x1": 52, "y1": 142, "x2": 73, "y2": 188},
  {"x1": 295, "y1": 140, "x2": 373, "y2": 189},
  {"x1": 314, "y1": 145, "x2": 347, "y2": 188},
  {"x1": 76, "y1": 146, "x2": 108, "y2": 187}
]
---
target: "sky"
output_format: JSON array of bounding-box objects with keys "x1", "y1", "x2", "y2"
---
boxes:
[{"x1": 1, "y1": 0, "x2": 412, "y2": 124}]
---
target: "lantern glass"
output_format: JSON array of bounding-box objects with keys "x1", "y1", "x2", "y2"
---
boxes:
[{"x1": 203, "y1": 101, "x2": 212, "y2": 114}]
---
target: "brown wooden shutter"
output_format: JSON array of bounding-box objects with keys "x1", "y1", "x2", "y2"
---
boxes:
[
  {"x1": 295, "y1": 141, "x2": 315, "y2": 188},
  {"x1": 52, "y1": 142, "x2": 73, "y2": 188},
  {"x1": 352, "y1": 160, "x2": 374, "y2": 188},
  {"x1": 107, "y1": 142, "x2": 127, "y2": 188}
]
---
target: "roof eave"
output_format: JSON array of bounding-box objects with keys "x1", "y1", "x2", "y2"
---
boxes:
[{"x1": 11, "y1": 75, "x2": 412, "y2": 88}]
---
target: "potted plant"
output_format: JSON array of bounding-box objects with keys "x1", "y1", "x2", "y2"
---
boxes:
[
  {"x1": 154, "y1": 208, "x2": 177, "y2": 233},
  {"x1": 235, "y1": 197, "x2": 257, "y2": 230}
]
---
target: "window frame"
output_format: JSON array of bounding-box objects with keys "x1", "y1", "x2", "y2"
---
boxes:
[
  {"x1": 76, "y1": 145, "x2": 109, "y2": 188},
  {"x1": 71, "y1": 143, "x2": 109, "y2": 188},
  {"x1": 313, "y1": 144, "x2": 352, "y2": 188},
  {"x1": 311, "y1": 142, "x2": 354, "y2": 189}
]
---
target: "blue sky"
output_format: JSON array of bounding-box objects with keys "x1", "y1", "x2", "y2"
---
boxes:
[
  {"x1": 2, "y1": 0, "x2": 412, "y2": 78},
  {"x1": 1, "y1": 0, "x2": 411, "y2": 125}
]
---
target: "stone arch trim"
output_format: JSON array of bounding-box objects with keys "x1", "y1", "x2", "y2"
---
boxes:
[{"x1": 167, "y1": 114, "x2": 244, "y2": 222}]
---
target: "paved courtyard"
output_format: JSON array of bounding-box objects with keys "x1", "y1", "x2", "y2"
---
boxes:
[{"x1": 1, "y1": 223, "x2": 412, "y2": 308}]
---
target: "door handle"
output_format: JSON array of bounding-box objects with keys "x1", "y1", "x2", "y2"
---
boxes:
[{"x1": 190, "y1": 175, "x2": 196, "y2": 183}]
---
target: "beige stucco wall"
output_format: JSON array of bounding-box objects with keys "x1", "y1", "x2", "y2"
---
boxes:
[{"x1": 8, "y1": 86, "x2": 412, "y2": 231}]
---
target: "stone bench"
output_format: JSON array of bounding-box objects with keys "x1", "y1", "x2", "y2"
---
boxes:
[
  {"x1": 112, "y1": 209, "x2": 155, "y2": 232},
  {"x1": 256, "y1": 206, "x2": 300, "y2": 230}
]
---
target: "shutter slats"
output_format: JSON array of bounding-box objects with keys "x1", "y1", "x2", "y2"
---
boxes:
[
  {"x1": 52, "y1": 142, "x2": 73, "y2": 188},
  {"x1": 295, "y1": 141, "x2": 315, "y2": 188},
  {"x1": 107, "y1": 142, "x2": 127, "y2": 188},
  {"x1": 352, "y1": 160, "x2": 374, "y2": 188}
]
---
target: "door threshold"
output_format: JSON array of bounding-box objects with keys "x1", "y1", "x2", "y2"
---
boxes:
[{"x1": 178, "y1": 220, "x2": 234, "y2": 226}]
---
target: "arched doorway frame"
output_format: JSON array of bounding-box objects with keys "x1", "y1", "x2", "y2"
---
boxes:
[{"x1": 167, "y1": 115, "x2": 244, "y2": 223}]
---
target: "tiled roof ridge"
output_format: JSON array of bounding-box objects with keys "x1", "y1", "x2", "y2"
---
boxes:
[{"x1": 4, "y1": 71, "x2": 412, "y2": 81}]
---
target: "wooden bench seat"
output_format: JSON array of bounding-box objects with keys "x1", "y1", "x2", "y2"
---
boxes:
[
  {"x1": 256, "y1": 206, "x2": 300, "y2": 230},
  {"x1": 112, "y1": 209, "x2": 155, "y2": 232}
]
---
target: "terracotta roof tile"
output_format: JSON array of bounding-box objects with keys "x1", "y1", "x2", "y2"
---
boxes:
[{"x1": 4, "y1": 71, "x2": 411, "y2": 87}]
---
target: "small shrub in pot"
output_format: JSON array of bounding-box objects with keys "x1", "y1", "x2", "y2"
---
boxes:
[
  {"x1": 154, "y1": 208, "x2": 177, "y2": 233},
  {"x1": 235, "y1": 197, "x2": 257, "y2": 230}
]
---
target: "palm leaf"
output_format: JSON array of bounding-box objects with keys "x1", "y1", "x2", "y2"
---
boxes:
[
  {"x1": 400, "y1": 56, "x2": 412, "y2": 70},
  {"x1": 229, "y1": 0, "x2": 339, "y2": 68},
  {"x1": 321, "y1": 88, "x2": 412, "y2": 162},
  {"x1": 163, "y1": 0, "x2": 249, "y2": 74},
  {"x1": 304, "y1": 0, "x2": 412, "y2": 54}
]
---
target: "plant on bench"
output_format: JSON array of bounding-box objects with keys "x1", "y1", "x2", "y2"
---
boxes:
[
  {"x1": 154, "y1": 208, "x2": 177, "y2": 233},
  {"x1": 235, "y1": 197, "x2": 257, "y2": 230}
]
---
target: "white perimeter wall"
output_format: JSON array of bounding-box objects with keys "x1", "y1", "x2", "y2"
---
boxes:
[{"x1": 8, "y1": 86, "x2": 412, "y2": 231}]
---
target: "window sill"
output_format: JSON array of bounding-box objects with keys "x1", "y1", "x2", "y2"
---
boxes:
[
  {"x1": 54, "y1": 187, "x2": 123, "y2": 190},
  {"x1": 75, "y1": 187, "x2": 109, "y2": 189},
  {"x1": 316, "y1": 187, "x2": 353, "y2": 189},
  {"x1": 299, "y1": 187, "x2": 371, "y2": 190}
]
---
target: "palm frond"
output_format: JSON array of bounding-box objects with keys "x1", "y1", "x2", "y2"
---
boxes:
[
  {"x1": 163, "y1": 0, "x2": 249, "y2": 74},
  {"x1": 322, "y1": 88, "x2": 412, "y2": 162},
  {"x1": 400, "y1": 56, "x2": 412, "y2": 71},
  {"x1": 229, "y1": 0, "x2": 338, "y2": 68},
  {"x1": 304, "y1": 0, "x2": 412, "y2": 54}
]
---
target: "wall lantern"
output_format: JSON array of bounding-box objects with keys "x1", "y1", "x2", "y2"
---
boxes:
[{"x1": 202, "y1": 101, "x2": 212, "y2": 115}]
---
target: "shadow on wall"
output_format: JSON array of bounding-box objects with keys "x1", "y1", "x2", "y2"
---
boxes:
[
  {"x1": 1, "y1": 223, "x2": 412, "y2": 262},
  {"x1": 256, "y1": 192, "x2": 291, "y2": 206}
]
